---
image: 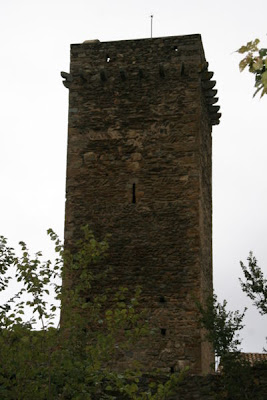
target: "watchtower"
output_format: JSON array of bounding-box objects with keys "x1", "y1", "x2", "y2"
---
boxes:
[{"x1": 62, "y1": 35, "x2": 221, "y2": 374}]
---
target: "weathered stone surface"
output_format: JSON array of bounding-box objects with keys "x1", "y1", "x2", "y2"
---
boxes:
[
  {"x1": 63, "y1": 35, "x2": 219, "y2": 374},
  {"x1": 84, "y1": 151, "x2": 97, "y2": 162}
]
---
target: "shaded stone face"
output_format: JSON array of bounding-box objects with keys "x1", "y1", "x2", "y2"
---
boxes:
[{"x1": 63, "y1": 35, "x2": 220, "y2": 374}]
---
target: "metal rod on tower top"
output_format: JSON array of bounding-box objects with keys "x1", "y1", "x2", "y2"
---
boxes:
[{"x1": 150, "y1": 14, "x2": 153, "y2": 38}]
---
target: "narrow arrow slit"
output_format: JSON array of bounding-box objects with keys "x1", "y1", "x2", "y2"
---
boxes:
[{"x1": 132, "y1": 183, "x2": 136, "y2": 204}]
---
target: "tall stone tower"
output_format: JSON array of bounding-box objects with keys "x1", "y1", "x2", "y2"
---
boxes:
[{"x1": 62, "y1": 35, "x2": 221, "y2": 374}]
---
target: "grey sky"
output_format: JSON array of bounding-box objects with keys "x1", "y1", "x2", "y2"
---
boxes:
[{"x1": 1, "y1": 0, "x2": 267, "y2": 352}]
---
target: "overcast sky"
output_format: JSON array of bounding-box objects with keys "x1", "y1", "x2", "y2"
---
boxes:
[{"x1": 1, "y1": 0, "x2": 267, "y2": 352}]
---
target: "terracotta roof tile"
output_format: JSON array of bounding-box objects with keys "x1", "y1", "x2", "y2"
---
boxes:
[
  {"x1": 239, "y1": 352, "x2": 267, "y2": 365},
  {"x1": 217, "y1": 352, "x2": 267, "y2": 373}
]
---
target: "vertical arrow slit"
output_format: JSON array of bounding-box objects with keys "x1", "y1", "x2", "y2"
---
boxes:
[{"x1": 132, "y1": 183, "x2": 136, "y2": 204}]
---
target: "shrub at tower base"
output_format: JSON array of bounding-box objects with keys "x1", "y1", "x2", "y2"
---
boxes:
[{"x1": 0, "y1": 228, "x2": 189, "y2": 399}]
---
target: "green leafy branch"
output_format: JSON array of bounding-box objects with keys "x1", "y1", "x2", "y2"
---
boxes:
[
  {"x1": 237, "y1": 39, "x2": 267, "y2": 97},
  {"x1": 197, "y1": 294, "x2": 246, "y2": 362},
  {"x1": 240, "y1": 252, "x2": 267, "y2": 316}
]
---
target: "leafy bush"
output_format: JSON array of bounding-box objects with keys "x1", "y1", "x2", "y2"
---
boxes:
[{"x1": 0, "y1": 228, "x2": 185, "y2": 399}]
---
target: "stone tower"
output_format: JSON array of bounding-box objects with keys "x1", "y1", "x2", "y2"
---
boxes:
[{"x1": 62, "y1": 35, "x2": 221, "y2": 374}]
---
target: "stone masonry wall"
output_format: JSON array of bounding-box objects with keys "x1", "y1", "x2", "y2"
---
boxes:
[{"x1": 63, "y1": 35, "x2": 219, "y2": 374}]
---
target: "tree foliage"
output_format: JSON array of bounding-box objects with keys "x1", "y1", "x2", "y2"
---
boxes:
[
  {"x1": 197, "y1": 294, "x2": 246, "y2": 363},
  {"x1": 237, "y1": 39, "x2": 267, "y2": 97},
  {"x1": 0, "y1": 228, "x2": 185, "y2": 399},
  {"x1": 197, "y1": 293, "x2": 266, "y2": 400},
  {"x1": 240, "y1": 252, "x2": 267, "y2": 316}
]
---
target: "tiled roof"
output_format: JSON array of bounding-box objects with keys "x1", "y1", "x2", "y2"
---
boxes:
[
  {"x1": 239, "y1": 352, "x2": 267, "y2": 365},
  {"x1": 217, "y1": 352, "x2": 267, "y2": 372}
]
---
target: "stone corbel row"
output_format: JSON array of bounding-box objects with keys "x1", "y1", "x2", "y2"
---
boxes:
[
  {"x1": 60, "y1": 62, "x2": 187, "y2": 88},
  {"x1": 61, "y1": 64, "x2": 221, "y2": 127},
  {"x1": 201, "y1": 63, "x2": 221, "y2": 126}
]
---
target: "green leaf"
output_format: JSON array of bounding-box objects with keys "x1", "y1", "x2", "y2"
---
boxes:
[
  {"x1": 237, "y1": 45, "x2": 249, "y2": 54},
  {"x1": 261, "y1": 71, "x2": 267, "y2": 87},
  {"x1": 259, "y1": 48, "x2": 267, "y2": 57}
]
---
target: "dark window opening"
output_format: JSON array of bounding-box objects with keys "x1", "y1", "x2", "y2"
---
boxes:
[
  {"x1": 159, "y1": 296, "x2": 166, "y2": 303},
  {"x1": 85, "y1": 297, "x2": 91, "y2": 303},
  {"x1": 159, "y1": 65, "x2": 165, "y2": 78},
  {"x1": 161, "y1": 328, "x2": 166, "y2": 336},
  {"x1": 100, "y1": 70, "x2": 107, "y2": 81},
  {"x1": 120, "y1": 69, "x2": 126, "y2": 81},
  {"x1": 180, "y1": 62, "x2": 185, "y2": 76},
  {"x1": 132, "y1": 183, "x2": 136, "y2": 203},
  {"x1": 170, "y1": 366, "x2": 175, "y2": 373}
]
